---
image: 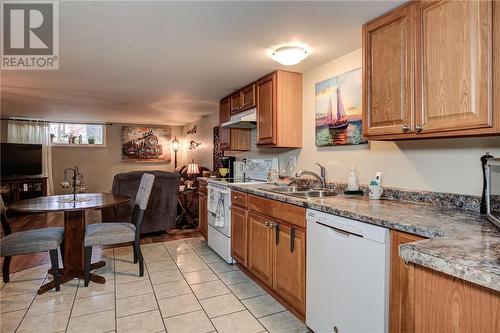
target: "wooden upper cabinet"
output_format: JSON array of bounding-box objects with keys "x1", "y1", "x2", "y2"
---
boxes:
[
  {"x1": 230, "y1": 83, "x2": 255, "y2": 115},
  {"x1": 247, "y1": 212, "x2": 273, "y2": 287},
  {"x1": 256, "y1": 73, "x2": 276, "y2": 145},
  {"x1": 415, "y1": 0, "x2": 493, "y2": 134},
  {"x1": 219, "y1": 96, "x2": 251, "y2": 151},
  {"x1": 272, "y1": 224, "x2": 306, "y2": 315},
  {"x1": 241, "y1": 83, "x2": 256, "y2": 110},
  {"x1": 230, "y1": 92, "x2": 243, "y2": 114},
  {"x1": 363, "y1": 0, "x2": 499, "y2": 140},
  {"x1": 220, "y1": 97, "x2": 231, "y2": 124},
  {"x1": 256, "y1": 70, "x2": 302, "y2": 148},
  {"x1": 363, "y1": 3, "x2": 415, "y2": 136}
]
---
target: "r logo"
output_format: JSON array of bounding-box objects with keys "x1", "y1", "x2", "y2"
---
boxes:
[
  {"x1": 1, "y1": 1, "x2": 58, "y2": 69},
  {"x1": 3, "y1": 3, "x2": 53, "y2": 55}
]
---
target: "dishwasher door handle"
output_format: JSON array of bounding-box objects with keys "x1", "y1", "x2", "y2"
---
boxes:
[{"x1": 315, "y1": 221, "x2": 362, "y2": 238}]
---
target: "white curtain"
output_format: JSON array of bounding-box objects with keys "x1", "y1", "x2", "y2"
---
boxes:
[{"x1": 7, "y1": 120, "x2": 54, "y2": 195}]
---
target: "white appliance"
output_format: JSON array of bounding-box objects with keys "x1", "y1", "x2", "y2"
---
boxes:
[
  {"x1": 233, "y1": 161, "x2": 245, "y2": 180},
  {"x1": 207, "y1": 158, "x2": 278, "y2": 263},
  {"x1": 306, "y1": 209, "x2": 390, "y2": 333}
]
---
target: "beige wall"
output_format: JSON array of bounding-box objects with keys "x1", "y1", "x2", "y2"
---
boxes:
[
  {"x1": 225, "y1": 49, "x2": 500, "y2": 196},
  {"x1": 182, "y1": 112, "x2": 219, "y2": 170},
  {"x1": 0, "y1": 120, "x2": 183, "y2": 194},
  {"x1": 51, "y1": 124, "x2": 184, "y2": 194}
]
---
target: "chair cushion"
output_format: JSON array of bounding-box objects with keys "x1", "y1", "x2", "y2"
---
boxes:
[
  {"x1": 0, "y1": 227, "x2": 64, "y2": 257},
  {"x1": 85, "y1": 223, "x2": 136, "y2": 247}
]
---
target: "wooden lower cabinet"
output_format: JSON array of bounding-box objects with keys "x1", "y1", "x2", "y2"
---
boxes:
[
  {"x1": 273, "y1": 223, "x2": 306, "y2": 315},
  {"x1": 414, "y1": 265, "x2": 500, "y2": 332},
  {"x1": 198, "y1": 190, "x2": 208, "y2": 239},
  {"x1": 230, "y1": 205, "x2": 248, "y2": 267},
  {"x1": 247, "y1": 211, "x2": 274, "y2": 287},
  {"x1": 389, "y1": 230, "x2": 425, "y2": 333},
  {"x1": 390, "y1": 230, "x2": 500, "y2": 332},
  {"x1": 244, "y1": 204, "x2": 306, "y2": 316}
]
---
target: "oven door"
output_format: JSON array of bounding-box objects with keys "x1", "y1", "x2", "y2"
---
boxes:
[{"x1": 207, "y1": 190, "x2": 231, "y2": 237}]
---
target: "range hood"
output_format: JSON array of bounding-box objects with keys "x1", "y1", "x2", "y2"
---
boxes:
[{"x1": 221, "y1": 108, "x2": 256, "y2": 129}]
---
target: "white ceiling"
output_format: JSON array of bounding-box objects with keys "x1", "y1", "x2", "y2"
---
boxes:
[{"x1": 1, "y1": 0, "x2": 403, "y2": 126}]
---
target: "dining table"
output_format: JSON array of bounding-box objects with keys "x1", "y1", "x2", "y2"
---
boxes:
[{"x1": 8, "y1": 192, "x2": 130, "y2": 294}]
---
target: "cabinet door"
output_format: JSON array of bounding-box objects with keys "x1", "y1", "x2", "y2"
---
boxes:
[
  {"x1": 241, "y1": 83, "x2": 256, "y2": 110},
  {"x1": 198, "y1": 192, "x2": 208, "y2": 239},
  {"x1": 256, "y1": 73, "x2": 276, "y2": 145},
  {"x1": 231, "y1": 206, "x2": 248, "y2": 267},
  {"x1": 229, "y1": 128, "x2": 251, "y2": 151},
  {"x1": 272, "y1": 223, "x2": 306, "y2": 315},
  {"x1": 363, "y1": 3, "x2": 415, "y2": 136},
  {"x1": 415, "y1": 0, "x2": 493, "y2": 134},
  {"x1": 220, "y1": 97, "x2": 231, "y2": 124},
  {"x1": 414, "y1": 265, "x2": 500, "y2": 332},
  {"x1": 389, "y1": 231, "x2": 425, "y2": 333},
  {"x1": 219, "y1": 126, "x2": 230, "y2": 149},
  {"x1": 247, "y1": 212, "x2": 273, "y2": 287},
  {"x1": 230, "y1": 92, "x2": 242, "y2": 114}
]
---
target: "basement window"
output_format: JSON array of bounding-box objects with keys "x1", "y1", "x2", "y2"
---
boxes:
[{"x1": 49, "y1": 123, "x2": 106, "y2": 146}]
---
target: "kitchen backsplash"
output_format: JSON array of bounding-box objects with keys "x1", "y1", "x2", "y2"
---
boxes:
[{"x1": 290, "y1": 178, "x2": 500, "y2": 213}]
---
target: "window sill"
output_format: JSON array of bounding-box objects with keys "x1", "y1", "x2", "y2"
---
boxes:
[{"x1": 51, "y1": 144, "x2": 106, "y2": 148}]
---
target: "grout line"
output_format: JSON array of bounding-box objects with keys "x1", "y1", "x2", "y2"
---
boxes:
[
  {"x1": 12, "y1": 273, "x2": 47, "y2": 332},
  {"x1": 113, "y1": 248, "x2": 118, "y2": 332},
  {"x1": 116, "y1": 307, "x2": 160, "y2": 319},
  {"x1": 161, "y1": 240, "x2": 215, "y2": 330},
  {"x1": 186, "y1": 238, "x2": 273, "y2": 331},
  {"x1": 147, "y1": 244, "x2": 168, "y2": 333},
  {"x1": 63, "y1": 278, "x2": 78, "y2": 332}
]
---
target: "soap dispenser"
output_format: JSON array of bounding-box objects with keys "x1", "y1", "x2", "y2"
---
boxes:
[{"x1": 348, "y1": 167, "x2": 359, "y2": 191}]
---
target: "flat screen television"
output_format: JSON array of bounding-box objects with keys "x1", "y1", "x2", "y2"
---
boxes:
[{"x1": 1, "y1": 143, "x2": 43, "y2": 177}]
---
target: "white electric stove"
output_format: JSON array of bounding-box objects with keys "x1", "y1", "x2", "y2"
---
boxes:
[{"x1": 207, "y1": 158, "x2": 278, "y2": 263}]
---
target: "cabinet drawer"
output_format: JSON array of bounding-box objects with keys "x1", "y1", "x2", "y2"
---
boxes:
[
  {"x1": 248, "y1": 195, "x2": 306, "y2": 228},
  {"x1": 231, "y1": 191, "x2": 247, "y2": 208}
]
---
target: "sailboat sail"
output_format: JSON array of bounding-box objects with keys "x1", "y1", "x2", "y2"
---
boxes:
[{"x1": 328, "y1": 86, "x2": 349, "y2": 130}]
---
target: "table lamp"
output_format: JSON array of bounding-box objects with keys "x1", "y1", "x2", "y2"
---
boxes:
[{"x1": 186, "y1": 159, "x2": 199, "y2": 188}]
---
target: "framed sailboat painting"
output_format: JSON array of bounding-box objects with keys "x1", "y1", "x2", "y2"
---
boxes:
[{"x1": 315, "y1": 67, "x2": 367, "y2": 146}]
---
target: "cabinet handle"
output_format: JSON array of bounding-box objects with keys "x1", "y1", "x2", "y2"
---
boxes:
[
  {"x1": 416, "y1": 125, "x2": 424, "y2": 133},
  {"x1": 264, "y1": 221, "x2": 269, "y2": 226},
  {"x1": 290, "y1": 227, "x2": 296, "y2": 253},
  {"x1": 275, "y1": 223, "x2": 280, "y2": 245},
  {"x1": 401, "y1": 125, "x2": 410, "y2": 132},
  {"x1": 268, "y1": 222, "x2": 274, "y2": 228}
]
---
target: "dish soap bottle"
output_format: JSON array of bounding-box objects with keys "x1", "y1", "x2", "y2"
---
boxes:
[{"x1": 348, "y1": 167, "x2": 359, "y2": 191}]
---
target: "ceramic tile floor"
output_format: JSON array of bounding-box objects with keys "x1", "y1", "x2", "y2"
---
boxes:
[{"x1": 0, "y1": 237, "x2": 311, "y2": 333}]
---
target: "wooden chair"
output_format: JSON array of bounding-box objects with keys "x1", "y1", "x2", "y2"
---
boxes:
[
  {"x1": 0, "y1": 196, "x2": 64, "y2": 291},
  {"x1": 83, "y1": 173, "x2": 155, "y2": 286}
]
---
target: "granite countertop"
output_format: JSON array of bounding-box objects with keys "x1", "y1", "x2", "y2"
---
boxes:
[{"x1": 228, "y1": 183, "x2": 500, "y2": 292}]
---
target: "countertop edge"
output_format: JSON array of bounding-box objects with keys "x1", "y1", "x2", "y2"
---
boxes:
[{"x1": 399, "y1": 245, "x2": 500, "y2": 293}]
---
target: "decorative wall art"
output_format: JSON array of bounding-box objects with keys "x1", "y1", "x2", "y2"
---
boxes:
[
  {"x1": 315, "y1": 67, "x2": 367, "y2": 146},
  {"x1": 121, "y1": 126, "x2": 172, "y2": 162}
]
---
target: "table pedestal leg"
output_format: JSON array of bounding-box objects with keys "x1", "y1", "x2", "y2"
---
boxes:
[{"x1": 38, "y1": 210, "x2": 106, "y2": 295}]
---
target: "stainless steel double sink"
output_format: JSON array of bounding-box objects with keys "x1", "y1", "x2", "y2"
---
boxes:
[{"x1": 259, "y1": 186, "x2": 340, "y2": 199}]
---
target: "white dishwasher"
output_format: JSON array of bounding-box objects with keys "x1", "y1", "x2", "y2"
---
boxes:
[{"x1": 306, "y1": 209, "x2": 390, "y2": 333}]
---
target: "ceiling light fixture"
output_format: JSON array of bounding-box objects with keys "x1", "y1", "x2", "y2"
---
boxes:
[{"x1": 271, "y1": 44, "x2": 310, "y2": 66}]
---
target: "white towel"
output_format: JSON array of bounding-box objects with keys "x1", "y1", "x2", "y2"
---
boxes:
[
  {"x1": 208, "y1": 186, "x2": 219, "y2": 213},
  {"x1": 215, "y1": 197, "x2": 225, "y2": 227}
]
